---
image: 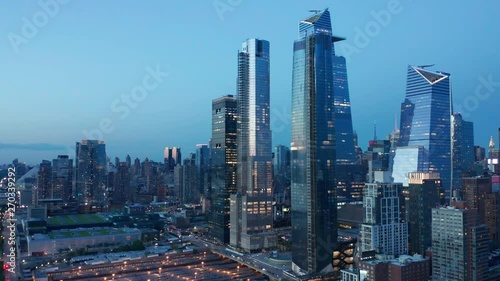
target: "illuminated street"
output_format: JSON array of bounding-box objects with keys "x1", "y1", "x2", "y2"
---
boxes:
[{"x1": 47, "y1": 251, "x2": 268, "y2": 281}]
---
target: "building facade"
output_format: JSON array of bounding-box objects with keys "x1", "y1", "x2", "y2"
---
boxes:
[
  {"x1": 406, "y1": 172, "x2": 441, "y2": 255},
  {"x1": 452, "y1": 112, "x2": 475, "y2": 189},
  {"x1": 52, "y1": 155, "x2": 73, "y2": 201},
  {"x1": 75, "y1": 140, "x2": 107, "y2": 213},
  {"x1": 182, "y1": 153, "x2": 199, "y2": 204},
  {"x1": 209, "y1": 95, "x2": 238, "y2": 244},
  {"x1": 274, "y1": 145, "x2": 290, "y2": 205},
  {"x1": 290, "y1": 9, "x2": 338, "y2": 274},
  {"x1": 357, "y1": 254, "x2": 430, "y2": 281},
  {"x1": 391, "y1": 146, "x2": 425, "y2": 187},
  {"x1": 230, "y1": 38, "x2": 275, "y2": 252},
  {"x1": 37, "y1": 160, "x2": 52, "y2": 199},
  {"x1": 431, "y1": 206, "x2": 489, "y2": 281},
  {"x1": 398, "y1": 66, "x2": 452, "y2": 192},
  {"x1": 164, "y1": 147, "x2": 181, "y2": 172},
  {"x1": 112, "y1": 162, "x2": 131, "y2": 205},
  {"x1": 360, "y1": 182, "x2": 408, "y2": 256}
]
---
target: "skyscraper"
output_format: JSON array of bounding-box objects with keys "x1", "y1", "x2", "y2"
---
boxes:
[
  {"x1": 462, "y1": 176, "x2": 500, "y2": 246},
  {"x1": 112, "y1": 162, "x2": 131, "y2": 205},
  {"x1": 125, "y1": 154, "x2": 131, "y2": 169},
  {"x1": 488, "y1": 136, "x2": 500, "y2": 174},
  {"x1": 366, "y1": 139, "x2": 391, "y2": 183},
  {"x1": 391, "y1": 146, "x2": 425, "y2": 187},
  {"x1": 475, "y1": 145, "x2": 486, "y2": 162},
  {"x1": 333, "y1": 55, "x2": 356, "y2": 165},
  {"x1": 360, "y1": 181, "x2": 408, "y2": 257},
  {"x1": 75, "y1": 140, "x2": 107, "y2": 213},
  {"x1": 406, "y1": 172, "x2": 441, "y2": 255},
  {"x1": 452, "y1": 112, "x2": 475, "y2": 189},
  {"x1": 195, "y1": 144, "x2": 211, "y2": 199},
  {"x1": 431, "y1": 206, "x2": 489, "y2": 281},
  {"x1": 399, "y1": 66, "x2": 452, "y2": 192},
  {"x1": 182, "y1": 153, "x2": 199, "y2": 204},
  {"x1": 290, "y1": 9, "x2": 338, "y2": 274},
  {"x1": 230, "y1": 38, "x2": 275, "y2": 252},
  {"x1": 332, "y1": 46, "x2": 359, "y2": 204},
  {"x1": 274, "y1": 145, "x2": 290, "y2": 204},
  {"x1": 52, "y1": 155, "x2": 73, "y2": 201},
  {"x1": 209, "y1": 95, "x2": 238, "y2": 244},
  {"x1": 37, "y1": 160, "x2": 52, "y2": 199},
  {"x1": 164, "y1": 147, "x2": 181, "y2": 172}
]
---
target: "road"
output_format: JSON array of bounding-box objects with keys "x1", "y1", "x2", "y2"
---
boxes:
[
  {"x1": 188, "y1": 235, "x2": 298, "y2": 281},
  {"x1": 47, "y1": 251, "x2": 268, "y2": 281}
]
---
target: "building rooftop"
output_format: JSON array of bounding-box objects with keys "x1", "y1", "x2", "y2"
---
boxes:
[
  {"x1": 47, "y1": 214, "x2": 107, "y2": 226},
  {"x1": 361, "y1": 254, "x2": 428, "y2": 266},
  {"x1": 30, "y1": 227, "x2": 139, "y2": 241},
  {"x1": 411, "y1": 66, "x2": 449, "y2": 85}
]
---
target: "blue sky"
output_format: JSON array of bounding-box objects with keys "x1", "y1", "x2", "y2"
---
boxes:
[{"x1": 1, "y1": 0, "x2": 499, "y2": 164}]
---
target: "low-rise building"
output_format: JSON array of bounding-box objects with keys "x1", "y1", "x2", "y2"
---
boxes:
[
  {"x1": 357, "y1": 254, "x2": 430, "y2": 281},
  {"x1": 27, "y1": 227, "x2": 141, "y2": 255}
]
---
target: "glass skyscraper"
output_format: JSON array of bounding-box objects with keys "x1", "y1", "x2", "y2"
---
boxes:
[
  {"x1": 164, "y1": 147, "x2": 181, "y2": 172},
  {"x1": 291, "y1": 9, "x2": 338, "y2": 274},
  {"x1": 75, "y1": 140, "x2": 107, "y2": 213},
  {"x1": 209, "y1": 95, "x2": 237, "y2": 244},
  {"x1": 52, "y1": 155, "x2": 73, "y2": 201},
  {"x1": 332, "y1": 55, "x2": 356, "y2": 165},
  {"x1": 392, "y1": 146, "x2": 425, "y2": 187},
  {"x1": 452, "y1": 113, "x2": 475, "y2": 189},
  {"x1": 399, "y1": 66, "x2": 452, "y2": 191},
  {"x1": 230, "y1": 38, "x2": 275, "y2": 252},
  {"x1": 332, "y1": 50, "x2": 360, "y2": 204}
]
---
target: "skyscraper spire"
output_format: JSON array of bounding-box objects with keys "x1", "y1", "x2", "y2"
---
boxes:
[
  {"x1": 490, "y1": 136, "x2": 495, "y2": 149},
  {"x1": 394, "y1": 112, "x2": 399, "y2": 131},
  {"x1": 374, "y1": 120, "x2": 377, "y2": 141}
]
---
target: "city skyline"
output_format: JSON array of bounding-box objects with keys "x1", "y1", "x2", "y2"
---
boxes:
[
  {"x1": 2, "y1": 1, "x2": 500, "y2": 164},
  {"x1": 2, "y1": 4, "x2": 500, "y2": 280}
]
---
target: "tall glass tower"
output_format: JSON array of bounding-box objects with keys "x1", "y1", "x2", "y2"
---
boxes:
[
  {"x1": 209, "y1": 95, "x2": 238, "y2": 244},
  {"x1": 75, "y1": 140, "x2": 107, "y2": 213},
  {"x1": 52, "y1": 155, "x2": 73, "y2": 202},
  {"x1": 332, "y1": 55, "x2": 356, "y2": 165},
  {"x1": 291, "y1": 9, "x2": 338, "y2": 274},
  {"x1": 230, "y1": 38, "x2": 275, "y2": 252},
  {"x1": 332, "y1": 45, "x2": 359, "y2": 204},
  {"x1": 399, "y1": 66, "x2": 452, "y2": 191},
  {"x1": 451, "y1": 113, "x2": 475, "y2": 189}
]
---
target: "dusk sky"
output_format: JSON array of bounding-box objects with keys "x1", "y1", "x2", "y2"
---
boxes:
[{"x1": 1, "y1": 0, "x2": 499, "y2": 164}]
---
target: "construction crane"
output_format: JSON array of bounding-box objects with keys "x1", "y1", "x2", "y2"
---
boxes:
[{"x1": 309, "y1": 10, "x2": 322, "y2": 13}]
